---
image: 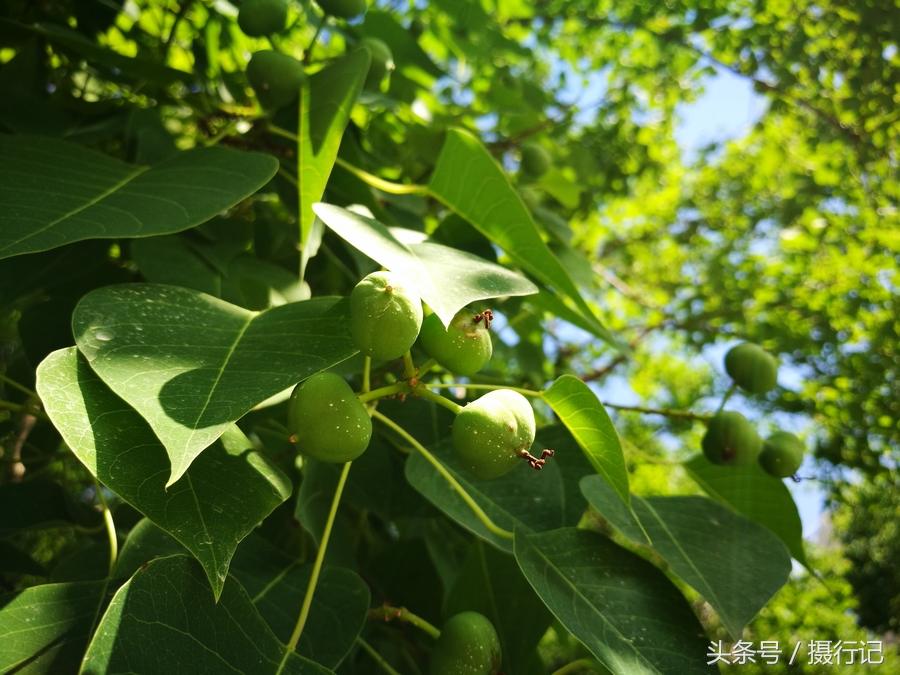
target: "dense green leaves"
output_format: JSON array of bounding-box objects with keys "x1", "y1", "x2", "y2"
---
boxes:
[
  {"x1": 683, "y1": 455, "x2": 808, "y2": 567},
  {"x1": 543, "y1": 375, "x2": 630, "y2": 507},
  {"x1": 515, "y1": 528, "x2": 715, "y2": 675},
  {"x1": 0, "y1": 135, "x2": 278, "y2": 259},
  {"x1": 71, "y1": 284, "x2": 356, "y2": 484},
  {"x1": 314, "y1": 204, "x2": 538, "y2": 325},
  {"x1": 581, "y1": 476, "x2": 792, "y2": 639},
  {"x1": 37, "y1": 348, "x2": 292, "y2": 598},
  {"x1": 81, "y1": 555, "x2": 332, "y2": 675}
]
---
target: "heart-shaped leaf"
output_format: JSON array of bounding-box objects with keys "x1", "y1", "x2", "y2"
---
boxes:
[
  {"x1": 37, "y1": 348, "x2": 293, "y2": 598},
  {"x1": 542, "y1": 375, "x2": 630, "y2": 508},
  {"x1": 683, "y1": 454, "x2": 809, "y2": 568},
  {"x1": 0, "y1": 135, "x2": 277, "y2": 260},
  {"x1": 581, "y1": 476, "x2": 792, "y2": 639},
  {"x1": 0, "y1": 580, "x2": 109, "y2": 673},
  {"x1": 313, "y1": 203, "x2": 537, "y2": 325},
  {"x1": 514, "y1": 528, "x2": 715, "y2": 675},
  {"x1": 72, "y1": 284, "x2": 356, "y2": 484},
  {"x1": 81, "y1": 555, "x2": 332, "y2": 674}
]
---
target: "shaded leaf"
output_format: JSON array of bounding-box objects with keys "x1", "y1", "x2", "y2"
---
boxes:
[
  {"x1": 230, "y1": 534, "x2": 370, "y2": 668},
  {"x1": 313, "y1": 204, "x2": 537, "y2": 325},
  {"x1": 0, "y1": 135, "x2": 277, "y2": 260},
  {"x1": 37, "y1": 348, "x2": 293, "y2": 599},
  {"x1": 683, "y1": 454, "x2": 809, "y2": 568},
  {"x1": 581, "y1": 476, "x2": 792, "y2": 639},
  {"x1": 514, "y1": 528, "x2": 715, "y2": 675},
  {"x1": 72, "y1": 284, "x2": 356, "y2": 484},
  {"x1": 0, "y1": 580, "x2": 109, "y2": 674},
  {"x1": 0, "y1": 479, "x2": 98, "y2": 537},
  {"x1": 114, "y1": 519, "x2": 188, "y2": 580},
  {"x1": 81, "y1": 555, "x2": 332, "y2": 674},
  {"x1": 0, "y1": 541, "x2": 48, "y2": 576},
  {"x1": 542, "y1": 375, "x2": 630, "y2": 507}
]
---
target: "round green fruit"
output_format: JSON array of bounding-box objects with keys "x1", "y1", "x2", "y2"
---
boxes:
[
  {"x1": 520, "y1": 142, "x2": 551, "y2": 177},
  {"x1": 430, "y1": 611, "x2": 501, "y2": 675},
  {"x1": 349, "y1": 271, "x2": 423, "y2": 361},
  {"x1": 724, "y1": 342, "x2": 778, "y2": 394},
  {"x1": 759, "y1": 431, "x2": 805, "y2": 478},
  {"x1": 361, "y1": 38, "x2": 393, "y2": 89},
  {"x1": 314, "y1": 0, "x2": 367, "y2": 18},
  {"x1": 238, "y1": 0, "x2": 288, "y2": 37},
  {"x1": 701, "y1": 411, "x2": 762, "y2": 466},
  {"x1": 247, "y1": 50, "x2": 305, "y2": 109},
  {"x1": 410, "y1": 17, "x2": 426, "y2": 38},
  {"x1": 451, "y1": 390, "x2": 536, "y2": 480},
  {"x1": 419, "y1": 309, "x2": 492, "y2": 376},
  {"x1": 288, "y1": 373, "x2": 372, "y2": 463}
]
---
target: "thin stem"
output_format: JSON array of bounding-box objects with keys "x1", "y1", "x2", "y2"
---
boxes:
[
  {"x1": 204, "y1": 119, "x2": 240, "y2": 147},
  {"x1": 551, "y1": 658, "x2": 597, "y2": 675},
  {"x1": 422, "y1": 382, "x2": 541, "y2": 398},
  {"x1": 92, "y1": 476, "x2": 118, "y2": 577},
  {"x1": 402, "y1": 351, "x2": 416, "y2": 380},
  {"x1": 334, "y1": 157, "x2": 427, "y2": 195},
  {"x1": 278, "y1": 166, "x2": 299, "y2": 188},
  {"x1": 269, "y1": 124, "x2": 300, "y2": 143},
  {"x1": 285, "y1": 461, "x2": 352, "y2": 653},
  {"x1": 161, "y1": 0, "x2": 195, "y2": 60},
  {"x1": 0, "y1": 400, "x2": 51, "y2": 422},
  {"x1": 304, "y1": 19, "x2": 326, "y2": 64},
  {"x1": 415, "y1": 387, "x2": 462, "y2": 415},
  {"x1": 368, "y1": 605, "x2": 441, "y2": 640},
  {"x1": 357, "y1": 382, "x2": 408, "y2": 404},
  {"x1": 362, "y1": 356, "x2": 371, "y2": 394},
  {"x1": 356, "y1": 637, "x2": 402, "y2": 675},
  {"x1": 717, "y1": 383, "x2": 738, "y2": 414},
  {"x1": 601, "y1": 402, "x2": 711, "y2": 422},
  {"x1": 417, "y1": 358, "x2": 438, "y2": 378},
  {"x1": 0, "y1": 374, "x2": 37, "y2": 398},
  {"x1": 372, "y1": 411, "x2": 513, "y2": 540}
]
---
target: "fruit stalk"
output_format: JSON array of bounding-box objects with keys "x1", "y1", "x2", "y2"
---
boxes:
[
  {"x1": 368, "y1": 604, "x2": 441, "y2": 640},
  {"x1": 415, "y1": 387, "x2": 462, "y2": 414}
]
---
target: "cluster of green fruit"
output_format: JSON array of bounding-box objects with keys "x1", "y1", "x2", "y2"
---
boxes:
[
  {"x1": 702, "y1": 342, "x2": 806, "y2": 478},
  {"x1": 237, "y1": 0, "x2": 394, "y2": 110},
  {"x1": 287, "y1": 272, "x2": 542, "y2": 481}
]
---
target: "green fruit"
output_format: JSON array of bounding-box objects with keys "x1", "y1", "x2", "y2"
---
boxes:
[
  {"x1": 410, "y1": 17, "x2": 426, "y2": 38},
  {"x1": 238, "y1": 0, "x2": 288, "y2": 37},
  {"x1": 724, "y1": 342, "x2": 778, "y2": 394},
  {"x1": 350, "y1": 271, "x2": 423, "y2": 361},
  {"x1": 702, "y1": 411, "x2": 762, "y2": 466},
  {"x1": 520, "y1": 142, "x2": 551, "y2": 177},
  {"x1": 315, "y1": 0, "x2": 367, "y2": 19},
  {"x1": 288, "y1": 373, "x2": 372, "y2": 463},
  {"x1": 246, "y1": 50, "x2": 305, "y2": 109},
  {"x1": 361, "y1": 38, "x2": 393, "y2": 89},
  {"x1": 759, "y1": 431, "x2": 805, "y2": 478},
  {"x1": 420, "y1": 309, "x2": 492, "y2": 376},
  {"x1": 430, "y1": 612, "x2": 501, "y2": 675},
  {"x1": 451, "y1": 390, "x2": 536, "y2": 480}
]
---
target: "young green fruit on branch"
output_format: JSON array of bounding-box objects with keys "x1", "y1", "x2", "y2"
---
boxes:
[
  {"x1": 724, "y1": 342, "x2": 779, "y2": 394},
  {"x1": 520, "y1": 142, "x2": 551, "y2": 178},
  {"x1": 288, "y1": 373, "x2": 372, "y2": 463},
  {"x1": 702, "y1": 411, "x2": 762, "y2": 466},
  {"x1": 452, "y1": 389, "x2": 536, "y2": 479},
  {"x1": 350, "y1": 271, "x2": 423, "y2": 361},
  {"x1": 315, "y1": 0, "x2": 367, "y2": 18},
  {"x1": 430, "y1": 611, "x2": 501, "y2": 675},
  {"x1": 759, "y1": 431, "x2": 805, "y2": 478},
  {"x1": 420, "y1": 308, "x2": 492, "y2": 376},
  {"x1": 246, "y1": 51, "x2": 305, "y2": 109},
  {"x1": 238, "y1": 0, "x2": 288, "y2": 37}
]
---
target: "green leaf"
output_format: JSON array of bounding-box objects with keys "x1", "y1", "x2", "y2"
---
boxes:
[
  {"x1": 357, "y1": 11, "x2": 445, "y2": 78},
  {"x1": 0, "y1": 135, "x2": 278, "y2": 260},
  {"x1": 542, "y1": 375, "x2": 630, "y2": 508},
  {"x1": 539, "y1": 167, "x2": 582, "y2": 209},
  {"x1": 230, "y1": 534, "x2": 370, "y2": 668},
  {"x1": 71, "y1": 284, "x2": 356, "y2": 484},
  {"x1": 683, "y1": 454, "x2": 809, "y2": 568},
  {"x1": 298, "y1": 49, "x2": 370, "y2": 264},
  {"x1": 115, "y1": 518, "x2": 188, "y2": 580},
  {"x1": 37, "y1": 348, "x2": 293, "y2": 598},
  {"x1": 444, "y1": 540, "x2": 552, "y2": 675},
  {"x1": 313, "y1": 204, "x2": 537, "y2": 325},
  {"x1": 295, "y1": 458, "x2": 360, "y2": 571},
  {"x1": 0, "y1": 541, "x2": 48, "y2": 576},
  {"x1": 81, "y1": 555, "x2": 333, "y2": 675},
  {"x1": 581, "y1": 476, "x2": 792, "y2": 639},
  {"x1": 0, "y1": 580, "x2": 109, "y2": 673},
  {"x1": 428, "y1": 129, "x2": 614, "y2": 344},
  {"x1": 514, "y1": 528, "x2": 715, "y2": 675},
  {"x1": 404, "y1": 438, "x2": 568, "y2": 553}
]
